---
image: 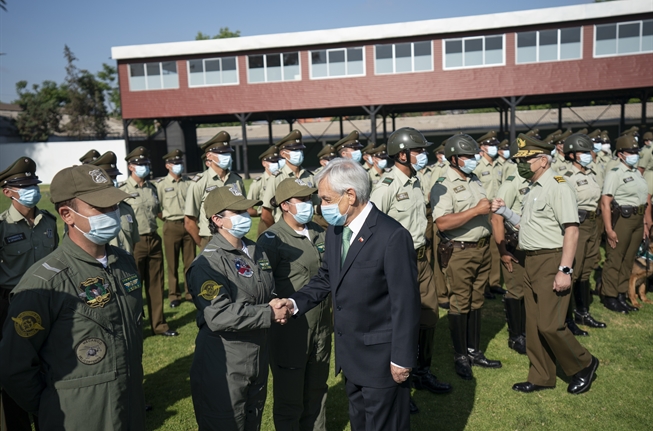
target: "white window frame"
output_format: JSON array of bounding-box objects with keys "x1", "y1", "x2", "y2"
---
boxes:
[
  {"x1": 246, "y1": 52, "x2": 302, "y2": 84},
  {"x1": 128, "y1": 61, "x2": 179, "y2": 91},
  {"x1": 593, "y1": 20, "x2": 653, "y2": 58},
  {"x1": 515, "y1": 27, "x2": 583, "y2": 65},
  {"x1": 373, "y1": 41, "x2": 434, "y2": 75},
  {"x1": 186, "y1": 57, "x2": 240, "y2": 88},
  {"x1": 309, "y1": 47, "x2": 366, "y2": 80},
  {"x1": 441, "y1": 35, "x2": 506, "y2": 70}
]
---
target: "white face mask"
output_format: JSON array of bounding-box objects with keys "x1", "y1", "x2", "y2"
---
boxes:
[
  {"x1": 601, "y1": 144, "x2": 611, "y2": 153},
  {"x1": 171, "y1": 164, "x2": 183, "y2": 175},
  {"x1": 375, "y1": 159, "x2": 387, "y2": 170},
  {"x1": 268, "y1": 162, "x2": 280, "y2": 175}
]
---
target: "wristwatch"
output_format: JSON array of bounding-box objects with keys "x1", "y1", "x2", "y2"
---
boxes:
[{"x1": 558, "y1": 266, "x2": 573, "y2": 275}]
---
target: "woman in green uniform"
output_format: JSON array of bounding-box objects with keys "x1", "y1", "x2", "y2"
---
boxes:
[
  {"x1": 257, "y1": 178, "x2": 332, "y2": 431},
  {"x1": 186, "y1": 185, "x2": 285, "y2": 431}
]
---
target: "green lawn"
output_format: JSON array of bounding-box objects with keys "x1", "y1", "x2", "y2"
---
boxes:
[{"x1": 2, "y1": 182, "x2": 653, "y2": 431}]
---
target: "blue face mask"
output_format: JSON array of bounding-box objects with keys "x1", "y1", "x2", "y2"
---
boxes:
[
  {"x1": 625, "y1": 154, "x2": 639, "y2": 167},
  {"x1": 9, "y1": 186, "x2": 41, "y2": 208},
  {"x1": 112, "y1": 179, "x2": 119, "y2": 188},
  {"x1": 215, "y1": 154, "x2": 232, "y2": 170},
  {"x1": 171, "y1": 164, "x2": 183, "y2": 175},
  {"x1": 290, "y1": 201, "x2": 314, "y2": 225},
  {"x1": 460, "y1": 158, "x2": 478, "y2": 175},
  {"x1": 224, "y1": 213, "x2": 252, "y2": 238},
  {"x1": 551, "y1": 148, "x2": 557, "y2": 157},
  {"x1": 278, "y1": 159, "x2": 286, "y2": 170},
  {"x1": 350, "y1": 150, "x2": 362, "y2": 163},
  {"x1": 376, "y1": 159, "x2": 387, "y2": 170},
  {"x1": 486, "y1": 146, "x2": 498, "y2": 158},
  {"x1": 321, "y1": 196, "x2": 349, "y2": 226},
  {"x1": 287, "y1": 150, "x2": 304, "y2": 166},
  {"x1": 412, "y1": 152, "x2": 429, "y2": 171},
  {"x1": 474, "y1": 154, "x2": 481, "y2": 161},
  {"x1": 268, "y1": 162, "x2": 280, "y2": 175},
  {"x1": 593, "y1": 143, "x2": 602, "y2": 153},
  {"x1": 134, "y1": 165, "x2": 150, "y2": 178},
  {"x1": 501, "y1": 150, "x2": 511, "y2": 159},
  {"x1": 578, "y1": 153, "x2": 593, "y2": 167},
  {"x1": 70, "y1": 208, "x2": 121, "y2": 245}
]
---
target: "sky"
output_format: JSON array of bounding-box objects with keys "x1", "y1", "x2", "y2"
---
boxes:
[{"x1": 0, "y1": 0, "x2": 592, "y2": 103}]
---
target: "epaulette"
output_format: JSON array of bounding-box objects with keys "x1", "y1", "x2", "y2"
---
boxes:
[
  {"x1": 155, "y1": 177, "x2": 165, "y2": 183},
  {"x1": 382, "y1": 177, "x2": 394, "y2": 185},
  {"x1": 40, "y1": 209, "x2": 57, "y2": 221},
  {"x1": 611, "y1": 167, "x2": 619, "y2": 171},
  {"x1": 31, "y1": 256, "x2": 68, "y2": 282},
  {"x1": 554, "y1": 176, "x2": 566, "y2": 183},
  {"x1": 117, "y1": 181, "x2": 127, "y2": 187},
  {"x1": 191, "y1": 174, "x2": 203, "y2": 182},
  {"x1": 436, "y1": 177, "x2": 446, "y2": 184},
  {"x1": 506, "y1": 176, "x2": 515, "y2": 181},
  {"x1": 254, "y1": 177, "x2": 262, "y2": 182},
  {"x1": 564, "y1": 171, "x2": 573, "y2": 177}
]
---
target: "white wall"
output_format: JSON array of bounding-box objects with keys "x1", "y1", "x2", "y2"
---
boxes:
[{"x1": 0, "y1": 140, "x2": 128, "y2": 184}]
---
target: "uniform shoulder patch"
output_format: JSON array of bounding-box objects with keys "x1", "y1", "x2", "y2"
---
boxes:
[
  {"x1": 553, "y1": 176, "x2": 566, "y2": 183},
  {"x1": 382, "y1": 177, "x2": 394, "y2": 185},
  {"x1": 199, "y1": 280, "x2": 221, "y2": 300},
  {"x1": 506, "y1": 176, "x2": 515, "y2": 182},
  {"x1": 12, "y1": 311, "x2": 45, "y2": 338},
  {"x1": 117, "y1": 181, "x2": 127, "y2": 188},
  {"x1": 436, "y1": 177, "x2": 446, "y2": 184},
  {"x1": 254, "y1": 177, "x2": 262, "y2": 182},
  {"x1": 32, "y1": 256, "x2": 68, "y2": 282},
  {"x1": 155, "y1": 177, "x2": 165, "y2": 183},
  {"x1": 191, "y1": 174, "x2": 202, "y2": 182},
  {"x1": 564, "y1": 171, "x2": 573, "y2": 177},
  {"x1": 611, "y1": 167, "x2": 619, "y2": 171}
]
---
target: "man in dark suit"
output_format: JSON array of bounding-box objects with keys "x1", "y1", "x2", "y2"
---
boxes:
[{"x1": 274, "y1": 158, "x2": 421, "y2": 431}]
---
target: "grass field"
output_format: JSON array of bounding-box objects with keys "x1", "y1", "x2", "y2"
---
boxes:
[{"x1": 2, "y1": 182, "x2": 653, "y2": 431}]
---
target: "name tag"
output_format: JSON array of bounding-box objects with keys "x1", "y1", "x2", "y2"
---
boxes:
[
  {"x1": 623, "y1": 177, "x2": 634, "y2": 183},
  {"x1": 519, "y1": 187, "x2": 529, "y2": 195},
  {"x1": 257, "y1": 259, "x2": 272, "y2": 270},
  {"x1": 577, "y1": 179, "x2": 588, "y2": 186},
  {"x1": 205, "y1": 186, "x2": 217, "y2": 192},
  {"x1": 454, "y1": 186, "x2": 466, "y2": 193},
  {"x1": 396, "y1": 192, "x2": 409, "y2": 201},
  {"x1": 316, "y1": 242, "x2": 326, "y2": 253},
  {"x1": 130, "y1": 193, "x2": 139, "y2": 198},
  {"x1": 482, "y1": 171, "x2": 490, "y2": 176},
  {"x1": 122, "y1": 275, "x2": 141, "y2": 293},
  {"x1": 165, "y1": 187, "x2": 174, "y2": 192},
  {"x1": 4, "y1": 233, "x2": 26, "y2": 244}
]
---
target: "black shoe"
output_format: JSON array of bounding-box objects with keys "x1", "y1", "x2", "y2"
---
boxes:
[
  {"x1": 484, "y1": 291, "x2": 496, "y2": 300},
  {"x1": 490, "y1": 286, "x2": 507, "y2": 295},
  {"x1": 512, "y1": 382, "x2": 554, "y2": 393},
  {"x1": 439, "y1": 302, "x2": 450, "y2": 310},
  {"x1": 159, "y1": 330, "x2": 179, "y2": 337},
  {"x1": 508, "y1": 335, "x2": 527, "y2": 355},
  {"x1": 468, "y1": 350, "x2": 502, "y2": 368},
  {"x1": 454, "y1": 354, "x2": 473, "y2": 380},
  {"x1": 145, "y1": 404, "x2": 153, "y2": 412},
  {"x1": 566, "y1": 318, "x2": 589, "y2": 336},
  {"x1": 617, "y1": 293, "x2": 639, "y2": 312},
  {"x1": 170, "y1": 300, "x2": 181, "y2": 308},
  {"x1": 568, "y1": 356, "x2": 599, "y2": 395},
  {"x1": 413, "y1": 372, "x2": 453, "y2": 394},
  {"x1": 574, "y1": 310, "x2": 607, "y2": 329},
  {"x1": 409, "y1": 397, "x2": 419, "y2": 414},
  {"x1": 602, "y1": 297, "x2": 628, "y2": 314}
]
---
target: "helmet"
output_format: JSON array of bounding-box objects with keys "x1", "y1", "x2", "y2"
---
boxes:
[
  {"x1": 386, "y1": 127, "x2": 431, "y2": 156},
  {"x1": 563, "y1": 134, "x2": 593, "y2": 154},
  {"x1": 444, "y1": 134, "x2": 480, "y2": 159}
]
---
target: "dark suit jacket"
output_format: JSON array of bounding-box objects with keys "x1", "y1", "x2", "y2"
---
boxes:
[{"x1": 291, "y1": 204, "x2": 420, "y2": 389}]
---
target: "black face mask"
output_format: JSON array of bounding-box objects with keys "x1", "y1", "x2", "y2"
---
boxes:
[{"x1": 517, "y1": 162, "x2": 534, "y2": 179}]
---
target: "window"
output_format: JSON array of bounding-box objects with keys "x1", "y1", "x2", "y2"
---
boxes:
[
  {"x1": 128, "y1": 61, "x2": 179, "y2": 91},
  {"x1": 188, "y1": 57, "x2": 238, "y2": 87},
  {"x1": 595, "y1": 20, "x2": 653, "y2": 57},
  {"x1": 516, "y1": 27, "x2": 582, "y2": 64},
  {"x1": 247, "y1": 52, "x2": 300, "y2": 83},
  {"x1": 443, "y1": 35, "x2": 504, "y2": 69},
  {"x1": 310, "y1": 47, "x2": 364, "y2": 79},
  {"x1": 374, "y1": 41, "x2": 432, "y2": 74}
]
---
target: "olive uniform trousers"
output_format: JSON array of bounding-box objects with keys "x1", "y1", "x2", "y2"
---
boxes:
[
  {"x1": 133, "y1": 233, "x2": 169, "y2": 335},
  {"x1": 444, "y1": 243, "x2": 491, "y2": 314},
  {"x1": 431, "y1": 224, "x2": 450, "y2": 305},
  {"x1": 163, "y1": 220, "x2": 195, "y2": 301},
  {"x1": 417, "y1": 246, "x2": 440, "y2": 328},
  {"x1": 573, "y1": 217, "x2": 600, "y2": 283},
  {"x1": 602, "y1": 213, "x2": 644, "y2": 297},
  {"x1": 502, "y1": 246, "x2": 526, "y2": 301}
]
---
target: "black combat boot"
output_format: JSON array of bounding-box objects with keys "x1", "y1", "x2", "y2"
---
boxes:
[
  {"x1": 467, "y1": 309, "x2": 502, "y2": 368},
  {"x1": 504, "y1": 297, "x2": 526, "y2": 355},
  {"x1": 566, "y1": 284, "x2": 589, "y2": 336},
  {"x1": 617, "y1": 293, "x2": 638, "y2": 312},
  {"x1": 574, "y1": 280, "x2": 606, "y2": 328},
  {"x1": 448, "y1": 313, "x2": 473, "y2": 380},
  {"x1": 413, "y1": 327, "x2": 452, "y2": 394}
]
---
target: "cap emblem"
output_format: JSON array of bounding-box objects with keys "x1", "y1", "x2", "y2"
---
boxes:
[
  {"x1": 295, "y1": 139, "x2": 300, "y2": 143},
  {"x1": 89, "y1": 169, "x2": 109, "y2": 184},
  {"x1": 295, "y1": 179, "x2": 307, "y2": 186},
  {"x1": 229, "y1": 183, "x2": 242, "y2": 196},
  {"x1": 517, "y1": 138, "x2": 526, "y2": 148}
]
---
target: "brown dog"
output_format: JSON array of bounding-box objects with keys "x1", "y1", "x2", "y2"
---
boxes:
[{"x1": 629, "y1": 232, "x2": 653, "y2": 308}]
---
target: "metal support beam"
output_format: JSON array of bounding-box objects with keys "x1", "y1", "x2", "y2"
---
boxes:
[
  {"x1": 287, "y1": 119, "x2": 296, "y2": 132},
  {"x1": 361, "y1": 105, "x2": 382, "y2": 144},
  {"x1": 642, "y1": 91, "x2": 648, "y2": 126},
  {"x1": 267, "y1": 119, "x2": 273, "y2": 146},
  {"x1": 235, "y1": 113, "x2": 252, "y2": 179},
  {"x1": 498, "y1": 107, "x2": 504, "y2": 136},
  {"x1": 382, "y1": 113, "x2": 388, "y2": 142},
  {"x1": 391, "y1": 113, "x2": 397, "y2": 132},
  {"x1": 558, "y1": 104, "x2": 563, "y2": 130},
  {"x1": 122, "y1": 119, "x2": 132, "y2": 157},
  {"x1": 339, "y1": 117, "x2": 344, "y2": 139},
  {"x1": 501, "y1": 96, "x2": 525, "y2": 144},
  {"x1": 620, "y1": 101, "x2": 626, "y2": 135}
]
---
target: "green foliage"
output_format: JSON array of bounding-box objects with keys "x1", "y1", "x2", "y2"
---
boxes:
[
  {"x1": 14, "y1": 80, "x2": 68, "y2": 142},
  {"x1": 96, "y1": 63, "x2": 121, "y2": 117},
  {"x1": 195, "y1": 27, "x2": 241, "y2": 40},
  {"x1": 132, "y1": 119, "x2": 157, "y2": 136},
  {"x1": 0, "y1": 0, "x2": 6, "y2": 11}
]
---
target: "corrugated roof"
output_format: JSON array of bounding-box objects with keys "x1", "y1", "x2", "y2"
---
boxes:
[{"x1": 112, "y1": 0, "x2": 652, "y2": 60}]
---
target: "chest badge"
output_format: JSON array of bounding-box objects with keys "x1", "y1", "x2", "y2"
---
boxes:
[
  {"x1": 257, "y1": 259, "x2": 272, "y2": 270},
  {"x1": 234, "y1": 258, "x2": 253, "y2": 277},
  {"x1": 122, "y1": 274, "x2": 141, "y2": 293},
  {"x1": 11, "y1": 311, "x2": 45, "y2": 338},
  {"x1": 76, "y1": 338, "x2": 107, "y2": 365},
  {"x1": 316, "y1": 242, "x2": 326, "y2": 253},
  {"x1": 79, "y1": 277, "x2": 111, "y2": 308}
]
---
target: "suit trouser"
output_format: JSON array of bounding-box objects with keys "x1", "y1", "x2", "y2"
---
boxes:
[
  {"x1": 163, "y1": 220, "x2": 196, "y2": 301},
  {"x1": 345, "y1": 378, "x2": 410, "y2": 431},
  {"x1": 523, "y1": 251, "x2": 592, "y2": 386},
  {"x1": 133, "y1": 233, "x2": 169, "y2": 335},
  {"x1": 573, "y1": 217, "x2": 600, "y2": 283},
  {"x1": 444, "y1": 244, "x2": 490, "y2": 314},
  {"x1": 502, "y1": 246, "x2": 526, "y2": 300},
  {"x1": 602, "y1": 213, "x2": 644, "y2": 297}
]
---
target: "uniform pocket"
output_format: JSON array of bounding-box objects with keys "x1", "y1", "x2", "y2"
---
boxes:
[
  {"x1": 363, "y1": 329, "x2": 392, "y2": 345},
  {"x1": 54, "y1": 371, "x2": 116, "y2": 389}
]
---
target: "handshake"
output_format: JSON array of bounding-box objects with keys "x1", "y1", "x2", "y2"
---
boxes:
[{"x1": 269, "y1": 298, "x2": 295, "y2": 325}]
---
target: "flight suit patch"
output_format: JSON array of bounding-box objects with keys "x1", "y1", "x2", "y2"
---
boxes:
[
  {"x1": 577, "y1": 179, "x2": 588, "y2": 186},
  {"x1": 234, "y1": 258, "x2": 253, "y2": 277},
  {"x1": 76, "y1": 338, "x2": 107, "y2": 365},
  {"x1": 11, "y1": 311, "x2": 45, "y2": 338},
  {"x1": 205, "y1": 186, "x2": 217, "y2": 193},
  {"x1": 481, "y1": 171, "x2": 490, "y2": 176},
  {"x1": 199, "y1": 280, "x2": 221, "y2": 300},
  {"x1": 78, "y1": 277, "x2": 111, "y2": 308},
  {"x1": 4, "y1": 233, "x2": 26, "y2": 244},
  {"x1": 165, "y1": 187, "x2": 174, "y2": 192},
  {"x1": 126, "y1": 215, "x2": 133, "y2": 223},
  {"x1": 257, "y1": 259, "x2": 272, "y2": 270},
  {"x1": 316, "y1": 242, "x2": 326, "y2": 253},
  {"x1": 122, "y1": 274, "x2": 141, "y2": 293},
  {"x1": 45, "y1": 229, "x2": 53, "y2": 238},
  {"x1": 553, "y1": 176, "x2": 566, "y2": 183},
  {"x1": 382, "y1": 177, "x2": 394, "y2": 185},
  {"x1": 396, "y1": 192, "x2": 409, "y2": 201},
  {"x1": 623, "y1": 177, "x2": 634, "y2": 183},
  {"x1": 453, "y1": 186, "x2": 466, "y2": 193}
]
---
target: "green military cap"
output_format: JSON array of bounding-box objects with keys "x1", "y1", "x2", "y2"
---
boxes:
[
  {"x1": 125, "y1": 146, "x2": 151, "y2": 165},
  {"x1": 575, "y1": 128, "x2": 588, "y2": 135},
  {"x1": 361, "y1": 142, "x2": 376, "y2": 155},
  {"x1": 553, "y1": 129, "x2": 572, "y2": 144},
  {"x1": 588, "y1": 129, "x2": 602, "y2": 140},
  {"x1": 368, "y1": 144, "x2": 388, "y2": 158},
  {"x1": 620, "y1": 126, "x2": 639, "y2": 136},
  {"x1": 259, "y1": 145, "x2": 281, "y2": 162},
  {"x1": 615, "y1": 134, "x2": 639, "y2": 152},
  {"x1": 477, "y1": 130, "x2": 499, "y2": 145},
  {"x1": 275, "y1": 130, "x2": 305, "y2": 151},
  {"x1": 274, "y1": 178, "x2": 317, "y2": 205},
  {"x1": 50, "y1": 164, "x2": 130, "y2": 207},
  {"x1": 204, "y1": 184, "x2": 260, "y2": 218},
  {"x1": 201, "y1": 131, "x2": 233, "y2": 154},
  {"x1": 90, "y1": 151, "x2": 121, "y2": 177},
  {"x1": 317, "y1": 145, "x2": 338, "y2": 160},
  {"x1": 0, "y1": 157, "x2": 41, "y2": 187},
  {"x1": 601, "y1": 130, "x2": 610, "y2": 142},
  {"x1": 643, "y1": 131, "x2": 653, "y2": 141},
  {"x1": 498, "y1": 139, "x2": 510, "y2": 150},
  {"x1": 543, "y1": 129, "x2": 562, "y2": 144},
  {"x1": 163, "y1": 149, "x2": 184, "y2": 163},
  {"x1": 512, "y1": 134, "x2": 554, "y2": 158},
  {"x1": 79, "y1": 149, "x2": 101, "y2": 164},
  {"x1": 334, "y1": 131, "x2": 364, "y2": 152},
  {"x1": 525, "y1": 128, "x2": 541, "y2": 139}
]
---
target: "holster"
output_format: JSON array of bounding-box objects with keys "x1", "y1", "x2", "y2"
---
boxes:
[
  {"x1": 578, "y1": 209, "x2": 587, "y2": 223},
  {"x1": 610, "y1": 200, "x2": 620, "y2": 229},
  {"x1": 504, "y1": 222, "x2": 519, "y2": 248},
  {"x1": 437, "y1": 232, "x2": 454, "y2": 269}
]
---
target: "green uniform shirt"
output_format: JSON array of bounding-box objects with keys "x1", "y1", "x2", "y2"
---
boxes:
[
  {"x1": 605, "y1": 157, "x2": 621, "y2": 172},
  {"x1": 370, "y1": 166, "x2": 427, "y2": 249},
  {"x1": 261, "y1": 164, "x2": 314, "y2": 222},
  {"x1": 119, "y1": 176, "x2": 159, "y2": 235},
  {"x1": 596, "y1": 150, "x2": 612, "y2": 168},
  {"x1": 368, "y1": 167, "x2": 384, "y2": 187},
  {"x1": 588, "y1": 160, "x2": 605, "y2": 188},
  {"x1": 427, "y1": 161, "x2": 450, "y2": 195},
  {"x1": 602, "y1": 162, "x2": 648, "y2": 206},
  {"x1": 0, "y1": 235, "x2": 145, "y2": 428},
  {"x1": 156, "y1": 174, "x2": 192, "y2": 221},
  {"x1": 473, "y1": 156, "x2": 501, "y2": 200},
  {"x1": 519, "y1": 169, "x2": 579, "y2": 250},
  {"x1": 497, "y1": 158, "x2": 517, "y2": 183},
  {"x1": 247, "y1": 172, "x2": 272, "y2": 216},
  {"x1": 495, "y1": 173, "x2": 529, "y2": 216},
  {"x1": 0, "y1": 205, "x2": 58, "y2": 289},
  {"x1": 637, "y1": 144, "x2": 653, "y2": 171},
  {"x1": 109, "y1": 201, "x2": 140, "y2": 254},
  {"x1": 184, "y1": 169, "x2": 245, "y2": 237},
  {"x1": 563, "y1": 165, "x2": 602, "y2": 211},
  {"x1": 551, "y1": 152, "x2": 570, "y2": 174},
  {"x1": 431, "y1": 166, "x2": 491, "y2": 242},
  {"x1": 416, "y1": 166, "x2": 433, "y2": 203}
]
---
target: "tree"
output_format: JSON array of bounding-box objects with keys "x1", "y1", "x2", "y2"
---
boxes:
[
  {"x1": 0, "y1": 0, "x2": 6, "y2": 12},
  {"x1": 195, "y1": 27, "x2": 241, "y2": 40},
  {"x1": 14, "y1": 80, "x2": 68, "y2": 142},
  {"x1": 96, "y1": 63, "x2": 121, "y2": 116},
  {"x1": 62, "y1": 45, "x2": 109, "y2": 140}
]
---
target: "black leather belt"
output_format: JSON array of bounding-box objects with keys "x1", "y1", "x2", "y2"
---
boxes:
[
  {"x1": 524, "y1": 248, "x2": 562, "y2": 256},
  {"x1": 452, "y1": 237, "x2": 490, "y2": 250}
]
